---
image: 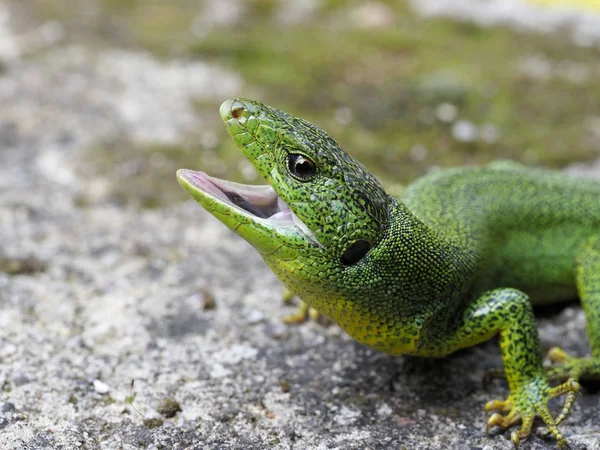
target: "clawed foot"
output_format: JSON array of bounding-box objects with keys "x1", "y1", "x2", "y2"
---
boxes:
[
  {"x1": 283, "y1": 300, "x2": 322, "y2": 324},
  {"x1": 545, "y1": 347, "x2": 600, "y2": 381},
  {"x1": 485, "y1": 377, "x2": 580, "y2": 448},
  {"x1": 282, "y1": 288, "x2": 325, "y2": 324}
]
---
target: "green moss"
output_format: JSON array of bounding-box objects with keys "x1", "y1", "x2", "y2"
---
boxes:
[
  {"x1": 279, "y1": 380, "x2": 290, "y2": 393},
  {"x1": 184, "y1": 6, "x2": 600, "y2": 184},
  {"x1": 0, "y1": 256, "x2": 46, "y2": 275},
  {"x1": 77, "y1": 140, "x2": 233, "y2": 208},
  {"x1": 156, "y1": 398, "x2": 182, "y2": 418},
  {"x1": 19, "y1": 0, "x2": 600, "y2": 201},
  {"x1": 125, "y1": 391, "x2": 137, "y2": 405},
  {"x1": 143, "y1": 418, "x2": 163, "y2": 428}
]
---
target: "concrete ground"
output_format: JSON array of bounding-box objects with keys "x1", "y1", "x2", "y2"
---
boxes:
[{"x1": 1, "y1": 1, "x2": 599, "y2": 449}]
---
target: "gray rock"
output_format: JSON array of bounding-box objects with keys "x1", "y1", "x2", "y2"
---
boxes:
[
  {"x1": 411, "y1": 0, "x2": 600, "y2": 47},
  {"x1": 93, "y1": 380, "x2": 111, "y2": 395},
  {"x1": 0, "y1": 403, "x2": 15, "y2": 414},
  {"x1": 12, "y1": 373, "x2": 30, "y2": 387},
  {"x1": 452, "y1": 119, "x2": 478, "y2": 143},
  {"x1": 0, "y1": 3, "x2": 598, "y2": 450}
]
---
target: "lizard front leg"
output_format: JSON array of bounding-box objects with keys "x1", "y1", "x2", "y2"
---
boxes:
[
  {"x1": 437, "y1": 288, "x2": 580, "y2": 448},
  {"x1": 546, "y1": 235, "x2": 600, "y2": 381}
]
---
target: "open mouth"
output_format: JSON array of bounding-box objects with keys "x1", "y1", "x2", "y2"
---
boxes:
[{"x1": 177, "y1": 169, "x2": 320, "y2": 246}]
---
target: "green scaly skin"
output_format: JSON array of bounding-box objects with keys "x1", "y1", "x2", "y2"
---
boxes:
[{"x1": 177, "y1": 98, "x2": 600, "y2": 448}]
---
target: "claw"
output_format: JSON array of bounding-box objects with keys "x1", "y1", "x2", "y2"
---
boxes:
[
  {"x1": 308, "y1": 307, "x2": 321, "y2": 321},
  {"x1": 527, "y1": 379, "x2": 578, "y2": 447},
  {"x1": 283, "y1": 301, "x2": 310, "y2": 324},
  {"x1": 282, "y1": 287, "x2": 295, "y2": 304},
  {"x1": 537, "y1": 428, "x2": 571, "y2": 450},
  {"x1": 485, "y1": 377, "x2": 580, "y2": 447},
  {"x1": 485, "y1": 398, "x2": 512, "y2": 413},
  {"x1": 550, "y1": 379, "x2": 581, "y2": 426},
  {"x1": 486, "y1": 412, "x2": 504, "y2": 431},
  {"x1": 487, "y1": 409, "x2": 520, "y2": 431},
  {"x1": 283, "y1": 300, "x2": 323, "y2": 324},
  {"x1": 510, "y1": 430, "x2": 520, "y2": 448},
  {"x1": 548, "y1": 347, "x2": 573, "y2": 364},
  {"x1": 546, "y1": 353, "x2": 600, "y2": 381},
  {"x1": 509, "y1": 412, "x2": 534, "y2": 448}
]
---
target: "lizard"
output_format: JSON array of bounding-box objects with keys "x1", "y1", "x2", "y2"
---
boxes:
[{"x1": 177, "y1": 98, "x2": 600, "y2": 448}]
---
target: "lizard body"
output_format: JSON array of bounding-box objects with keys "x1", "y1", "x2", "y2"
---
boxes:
[
  {"x1": 405, "y1": 166, "x2": 600, "y2": 304},
  {"x1": 177, "y1": 98, "x2": 600, "y2": 447}
]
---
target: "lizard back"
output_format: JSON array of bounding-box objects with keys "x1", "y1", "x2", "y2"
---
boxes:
[{"x1": 402, "y1": 165, "x2": 600, "y2": 303}]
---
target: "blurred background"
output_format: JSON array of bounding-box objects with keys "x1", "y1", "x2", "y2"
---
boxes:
[{"x1": 2, "y1": 0, "x2": 600, "y2": 207}]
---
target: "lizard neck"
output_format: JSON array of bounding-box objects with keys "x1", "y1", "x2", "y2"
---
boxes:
[
  {"x1": 349, "y1": 198, "x2": 477, "y2": 320},
  {"x1": 274, "y1": 197, "x2": 478, "y2": 354}
]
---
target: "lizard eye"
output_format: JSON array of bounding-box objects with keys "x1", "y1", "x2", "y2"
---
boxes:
[
  {"x1": 341, "y1": 240, "x2": 371, "y2": 266},
  {"x1": 288, "y1": 154, "x2": 316, "y2": 180}
]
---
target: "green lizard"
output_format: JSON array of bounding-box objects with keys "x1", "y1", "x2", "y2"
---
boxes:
[{"x1": 177, "y1": 98, "x2": 600, "y2": 448}]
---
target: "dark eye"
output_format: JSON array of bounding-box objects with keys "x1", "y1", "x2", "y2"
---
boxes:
[
  {"x1": 341, "y1": 240, "x2": 371, "y2": 266},
  {"x1": 288, "y1": 154, "x2": 316, "y2": 180}
]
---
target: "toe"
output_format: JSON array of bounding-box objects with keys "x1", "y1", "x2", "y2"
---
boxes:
[
  {"x1": 485, "y1": 398, "x2": 512, "y2": 412},
  {"x1": 547, "y1": 347, "x2": 573, "y2": 363}
]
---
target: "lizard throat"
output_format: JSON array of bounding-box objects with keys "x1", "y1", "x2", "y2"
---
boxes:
[{"x1": 176, "y1": 169, "x2": 321, "y2": 246}]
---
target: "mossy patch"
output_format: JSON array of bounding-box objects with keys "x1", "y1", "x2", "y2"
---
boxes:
[
  {"x1": 142, "y1": 418, "x2": 163, "y2": 429},
  {"x1": 156, "y1": 398, "x2": 182, "y2": 418},
  {"x1": 75, "y1": 136, "x2": 244, "y2": 208},
  {"x1": 0, "y1": 256, "x2": 46, "y2": 275},
  {"x1": 187, "y1": 9, "x2": 600, "y2": 185},
  {"x1": 19, "y1": 0, "x2": 600, "y2": 203}
]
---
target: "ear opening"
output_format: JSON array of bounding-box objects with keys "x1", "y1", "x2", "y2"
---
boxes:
[{"x1": 341, "y1": 240, "x2": 371, "y2": 266}]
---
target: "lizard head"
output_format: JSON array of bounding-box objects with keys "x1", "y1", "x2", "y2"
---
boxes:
[{"x1": 177, "y1": 98, "x2": 390, "y2": 310}]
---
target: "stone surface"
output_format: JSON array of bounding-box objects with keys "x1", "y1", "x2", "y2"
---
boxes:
[
  {"x1": 0, "y1": 1, "x2": 599, "y2": 450},
  {"x1": 411, "y1": 0, "x2": 600, "y2": 47}
]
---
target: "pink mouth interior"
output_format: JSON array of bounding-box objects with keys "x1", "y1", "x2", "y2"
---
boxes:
[{"x1": 179, "y1": 169, "x2": 292, "y2": 221}]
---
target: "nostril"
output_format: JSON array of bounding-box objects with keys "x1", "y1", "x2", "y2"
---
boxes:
[{"x1": 231, "y1": 106, "x2": 244, "y2": 119}]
